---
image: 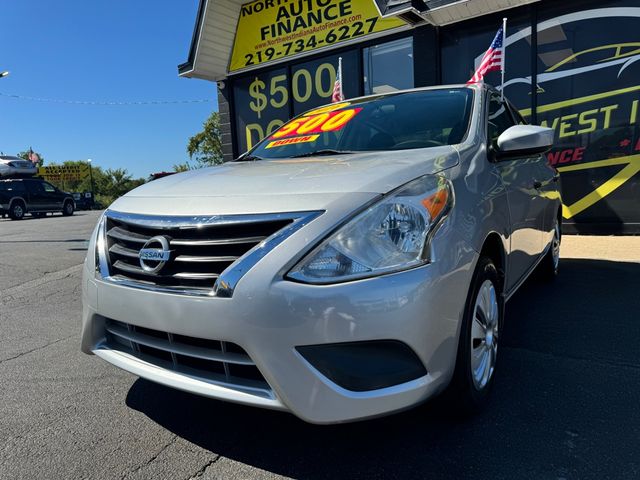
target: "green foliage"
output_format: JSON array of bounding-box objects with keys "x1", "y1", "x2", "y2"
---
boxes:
[
  {"x1": 18, "y1": 149, "x2": 45, "y2": 166},
  {"x1": 43, "y1": 161, "x2": 145, "y2": 209},
  {"x1": 172, "y1": 163, "x2": 191, "y2": 173},
  {"x1": 174, "y1": 111, "x2": 223, "y2": 171}
]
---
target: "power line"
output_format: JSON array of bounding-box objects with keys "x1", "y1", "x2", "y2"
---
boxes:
[{"x1": 0, "y1": 91, "x2": 213, "y2": 106}]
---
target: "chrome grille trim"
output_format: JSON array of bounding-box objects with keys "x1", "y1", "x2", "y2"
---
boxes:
[
  {"x1": 106, "y1": 226, "x2": 148, "y2": 243},
  {"x1": 174, "y1": 254, "x2": 239, "y2": 263},
  {"x1": 96, "y1": 209, "x2": 323, "y2": 297},
  {"x1": 171, "y1": 236, "x2": 267, "y2": 246},
  {"x1": 108, "y1": 243, "x2": 139, "y2": 259},
  {"x1": 102, "y1": 319, "x2": 274, "y2": 399}
]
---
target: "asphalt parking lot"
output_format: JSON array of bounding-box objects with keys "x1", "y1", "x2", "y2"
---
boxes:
[{"x1": 1, "y1": 210, "x2": 639, "y2": 480}]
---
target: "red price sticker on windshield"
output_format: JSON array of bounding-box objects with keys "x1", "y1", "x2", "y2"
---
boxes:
[
  {"x1": 266, "y1": 135, "x2": 319, "y2": 149},
  {"x1": 271, "y1": 108, "x2": 362, "y2": 140}
]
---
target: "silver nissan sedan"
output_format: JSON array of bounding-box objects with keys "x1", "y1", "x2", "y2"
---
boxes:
[{"x1": 81, "y1": 84, "x2": 560, "y2": 424}]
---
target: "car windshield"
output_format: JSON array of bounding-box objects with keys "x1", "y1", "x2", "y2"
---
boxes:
[{"x1": 245, "y1": 88, "x2": 474, "y2": 160}]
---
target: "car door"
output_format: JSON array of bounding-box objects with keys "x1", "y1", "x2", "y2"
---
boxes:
[
  {"x1": 41, "y1": 181, "x2": 64, "y2": 210},
  {"x1": 488, "y1": 94, "x2": 545, "y2": 292},
  {"x1": 25, "y1": 180, "x2": 47, "y2": 211},
  {"x1": 508, "y1": 103, "x2": 560, "y2": 252}
]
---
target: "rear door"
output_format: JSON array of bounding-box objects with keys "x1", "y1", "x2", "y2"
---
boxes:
[
  {"x1": 24, "y1": 180, "x2": 48, "y2": 211},
  {"x1": 488, "y1": 94, "x2": 544, "y2": 291}
]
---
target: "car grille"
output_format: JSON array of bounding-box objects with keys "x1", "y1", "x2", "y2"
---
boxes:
[
  {"x1": 103, "y1": 212, "x2": 294, "y2": 295},
  {"x1": 104, "y1": 319, "x2": 272, "y2": 396}
]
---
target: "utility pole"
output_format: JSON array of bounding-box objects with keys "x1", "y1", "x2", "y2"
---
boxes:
[{"x1": 87, "y1": 159, "x2": 95, "y2": 209}]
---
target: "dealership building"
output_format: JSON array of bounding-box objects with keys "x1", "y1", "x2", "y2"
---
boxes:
[{"x1": 179, "y1": 0, "x2": 640, "y2": 233}]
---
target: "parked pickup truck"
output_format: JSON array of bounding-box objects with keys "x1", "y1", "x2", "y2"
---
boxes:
[{"x1": 0, "y1": 178, "x2": 75, "y2": 220}]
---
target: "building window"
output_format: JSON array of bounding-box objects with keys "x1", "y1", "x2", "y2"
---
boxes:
[{"x1": 363, "y1": 37, "x2": 414, "y2": 95}]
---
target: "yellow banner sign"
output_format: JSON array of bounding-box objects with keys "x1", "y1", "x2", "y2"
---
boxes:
[
  {"x1": 229, "y1": 0, "x2": 404, "y2": 72},
  {"x1": 38, "y1": 165, "x2": 90, "y2": 182}
]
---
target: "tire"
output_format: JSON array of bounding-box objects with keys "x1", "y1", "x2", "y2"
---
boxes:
[
  {"x1": 448, "y1": 256, "x2": 503, "y2": 414},
  {"x1": 9, "y1": 201, "x2": 25, "y2": 220},
  {"x1": 539, "y1": 219, "x2": 561, "y2": 280},
  {"x1": 62, "y1": 201, "x2": 74, "y2": 216}
]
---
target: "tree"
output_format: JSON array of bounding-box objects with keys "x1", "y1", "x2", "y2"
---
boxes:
[
  {"x1": 18, "y1": 149, "x2": 45, "y2": 166},
  {"x1": 175, "y1": 111, "x2": 223, "y2": 171}
]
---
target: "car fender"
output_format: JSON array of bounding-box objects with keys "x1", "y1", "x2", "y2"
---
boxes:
[{"x1": 8, "y1": 196, "x2": 28, "y2": 209}]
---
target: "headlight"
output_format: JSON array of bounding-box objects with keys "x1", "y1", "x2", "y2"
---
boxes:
[
  {"x1": 94, "y1": 213, "x2": 108, "y2": 276},
  {"x1": 287, "y1": 175, "x2": 453, "y2": 284}
]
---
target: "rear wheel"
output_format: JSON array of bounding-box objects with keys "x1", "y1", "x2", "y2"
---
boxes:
[
  {"x1": 448, "y1": 256, "x2": 502, "y2": 414},
  {"x1": 9, "y1": 202, "x2": 25, "y2": 220},
  {"x1": 62, "y1": 201, "x2": 74, "y2": 216}
]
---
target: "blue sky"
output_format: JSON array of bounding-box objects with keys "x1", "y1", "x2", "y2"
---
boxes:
[{"x1": 0, "y1": 0, "x2": 218, "y2": 178}]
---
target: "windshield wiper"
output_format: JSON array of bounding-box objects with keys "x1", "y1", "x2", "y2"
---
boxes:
[
  {"x1": 289, "y1": 149, "x2": 356, "y2": 158},
  {"x1": 234, "y1": 154, "x2": 263, "y2": 162}
]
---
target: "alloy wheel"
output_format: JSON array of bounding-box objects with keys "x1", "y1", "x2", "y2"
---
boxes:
[
  {"x1": 552, "y1": 222, "x2": 561, "y2": 271},
  {"x1": 470, "y1": 279, "x2": 499, "y2": 390}
]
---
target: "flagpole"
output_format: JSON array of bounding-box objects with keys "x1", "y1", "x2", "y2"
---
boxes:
[
  {"x1": 501, "y1": 17, "x2": 507, "y2": 101},
  {"x1": 338, "y1": 56, "x2": 343, "y2": 101}
]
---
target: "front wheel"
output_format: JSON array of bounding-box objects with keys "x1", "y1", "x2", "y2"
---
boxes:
[
  {"x1": 448, "y1": 256, "x2": 502, "y2": 414},
  {"x1": 62, "y1": 201, "x2": 74, "y2": 216},
  {"x1": 539, "y1": 220, "x2": 561, "y2": 280}
]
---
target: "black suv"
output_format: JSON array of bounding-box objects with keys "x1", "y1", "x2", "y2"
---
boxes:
[{"x1": 0, "y1": 178, "x2": 75, "y2": 220}]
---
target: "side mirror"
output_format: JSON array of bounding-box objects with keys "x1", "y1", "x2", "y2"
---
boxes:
[{"x1": 495, "y1": 125, "x2": 554, "y2": 160}]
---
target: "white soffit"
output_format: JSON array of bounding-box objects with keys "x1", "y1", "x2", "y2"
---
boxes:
[
  {"x1": 180, "y1": 0, "x2": 244, "y2": 81},
  {"x1": 422, "y1": 0, "x2": 540, "y2": 25}
]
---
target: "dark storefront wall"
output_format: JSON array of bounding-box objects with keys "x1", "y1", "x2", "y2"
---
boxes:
[{"x1": 222, "y1": 0, "x2": 640, "y2": 233}]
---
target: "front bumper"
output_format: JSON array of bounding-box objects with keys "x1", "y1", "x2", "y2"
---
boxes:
[{"x1": 81, "y1": 208, "x2": 477, "y2": 424}]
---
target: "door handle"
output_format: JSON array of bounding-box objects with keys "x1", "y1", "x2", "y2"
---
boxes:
[{"x1": 533, "y1": 180, "x2": 542, "y2": 189}]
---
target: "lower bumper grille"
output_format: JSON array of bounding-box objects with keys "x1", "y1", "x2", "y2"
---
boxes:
[{"x1": 103, "y1": 319, "x2": 271, "y2": 395}]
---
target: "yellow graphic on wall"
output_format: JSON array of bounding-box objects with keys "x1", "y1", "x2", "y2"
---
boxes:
[
  {"x1": 521, "y1": 85, "x2": 640, "y2": 220},
  {"x1": 229, "y1": 0, "x2": 405, "y2": 73},
  {"x1": 557, "y1": 154, "x2": 640, "y2": 219}
]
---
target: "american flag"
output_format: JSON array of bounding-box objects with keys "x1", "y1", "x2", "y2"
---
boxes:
[
  {"x1": 331, "y1": 57, "x2": 344, "y2": 103},
  {"x1": 28, "y1": 147, "x2": 40, "y2": 164},
  {"x1": 467, "y1": 26, "x2": 504, "y2": 84}
]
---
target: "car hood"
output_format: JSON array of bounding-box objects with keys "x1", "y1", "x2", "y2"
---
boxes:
[{"x1": 111, "y1": 147, "x2": 459, "y2": 215}]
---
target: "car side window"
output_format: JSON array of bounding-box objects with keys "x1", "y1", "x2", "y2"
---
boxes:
[
  {"x1": 43, "y1": 182, "x2": 56, "y2": 193},
  {"x1": 27, "y1": 181, "x2": 44, "y2": 194},
  {"x1": 487, "y1": 95, "x2": 516, "y2": 148},
  {"x1": 2, "y1": 181, "x2": 26, "y2": 193}
]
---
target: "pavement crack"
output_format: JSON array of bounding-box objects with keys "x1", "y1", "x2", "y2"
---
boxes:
[
  {"x1": 187, "y1": 456, "x2": 221, "y2": 480},
  {"x1": 0, "y1": 264, "x2": 83, "y2": 304},
  {"x1": 0, "y1": 335, "x2": 74, "y2": 364},
  {"x1": 120, "y1": 435, "x2": 178, "y2": 480}
]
